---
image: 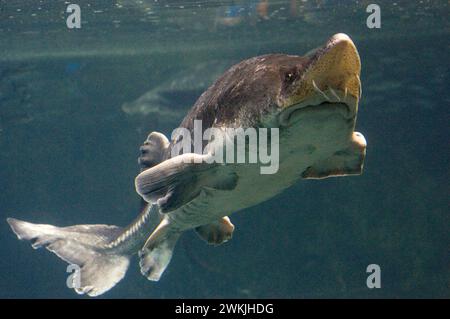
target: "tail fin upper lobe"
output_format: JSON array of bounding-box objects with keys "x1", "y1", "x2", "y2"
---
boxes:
[{"x1": 7, "y1": 217, "x2": 130, "y2": 297}]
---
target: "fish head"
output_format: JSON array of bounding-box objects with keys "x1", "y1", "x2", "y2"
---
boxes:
[
  {"x1": 272, "y1": 33, "x2": 366, "y2": 177},
  {"x1": 276, "y1": 33, "x2": 361, "y2": 125}
]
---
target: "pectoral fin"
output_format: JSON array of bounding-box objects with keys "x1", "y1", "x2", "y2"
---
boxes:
[
  {"x1": 138, "y1": 131, "x2": 170, "y2": 171},
  {"x1": 302, "y1": 132, "x2": 366, "y2": 179},
  {"x1": 135, "y1": 153, "x2": 238, "y2": 213}
]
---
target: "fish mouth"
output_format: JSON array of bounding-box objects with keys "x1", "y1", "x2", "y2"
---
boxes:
[
  {"x1": 279, "y1": 88, "x2": 358, "y2": 126},
  {"x1": 281, "y1": 101, "x2": 352, "y2": 128},
  {"x1": 279, "y1": 33, "x2": 361, "y2": 126}
]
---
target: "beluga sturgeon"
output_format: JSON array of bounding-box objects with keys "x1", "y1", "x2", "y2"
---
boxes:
[{"x1": 7, "y1": 33, "x2": 367, "y2": 296}]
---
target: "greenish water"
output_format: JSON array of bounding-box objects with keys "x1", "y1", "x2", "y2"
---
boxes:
[{"x1": 0, "y1": 0, "x2": 449, "y2": 298}]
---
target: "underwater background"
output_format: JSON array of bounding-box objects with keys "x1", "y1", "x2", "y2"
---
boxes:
[{"x1": 0, "y1": 0, "x2": 448, "y2": 298}]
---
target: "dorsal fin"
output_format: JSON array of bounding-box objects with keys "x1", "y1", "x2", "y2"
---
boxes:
[{"x1": 138, "y1": 131, "x2": 170, "y2": 171}]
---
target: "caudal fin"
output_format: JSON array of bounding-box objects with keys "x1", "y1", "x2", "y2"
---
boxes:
[{"x1": 7, "y1": 217, "x2": 130, "y2": 297}]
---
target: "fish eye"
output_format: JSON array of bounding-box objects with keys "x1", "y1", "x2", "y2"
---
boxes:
[{"x1": 285, "y1": 72, "x2": 295, "y2": 83}]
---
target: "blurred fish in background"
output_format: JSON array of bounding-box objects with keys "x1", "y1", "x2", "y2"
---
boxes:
[{"x1": 121, "y1": 60, "x2": 234, "y2": 125}]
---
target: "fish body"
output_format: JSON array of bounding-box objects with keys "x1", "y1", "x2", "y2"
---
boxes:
[{"x1": 8, "y1": 33, "x2": 366, "y2": 296}]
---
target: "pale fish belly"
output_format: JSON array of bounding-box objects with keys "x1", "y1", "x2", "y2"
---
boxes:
[{"x1": 167, "y1": 103, "x2": 355, "y2": 231}]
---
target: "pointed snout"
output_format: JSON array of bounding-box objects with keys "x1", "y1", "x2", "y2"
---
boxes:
[
  {"x1": 310, "y1": 33, "x2": 361, "y2": 100},
  {"x1": 281, "y1": 33, "x2": 362, "y2": 111}
]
